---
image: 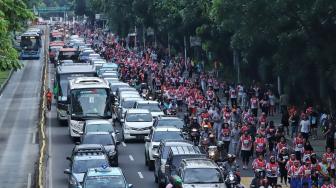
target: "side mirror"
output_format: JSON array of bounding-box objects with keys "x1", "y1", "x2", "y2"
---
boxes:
[
  {"x1": 128, "y1": 184, "x2": 133, "y2": 188},
  {"x1": 153, "y1": 153, "x2": 159, "y2": 158},
  {"x1": 66, "y1": 157, "x2": 71, "y2": 161},
  {"x1": 64, "y1": 169, "x2": 71, "y2": 175},
  {"x1": 144, "y1": 136, "x2": 150, "y2": 142}
]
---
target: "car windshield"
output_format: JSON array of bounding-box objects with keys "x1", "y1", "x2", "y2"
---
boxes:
[
  {"x1": 152, "y1": 131, "x2": 183, "y2": 142},
  {"x1": 82, "y1": 134, "x2": 115, "y2": 146},
  {"x1": 71, "y1": 88, "x2": 111, "y2": 117},
  {"x1": 126, "y1": 113, "x2": 152, "y2": 122},
  {"x1": 86, "y1": 124, "x2": 114, "y2": 133},
  {"x1": 73, "y1": 159, "x2": 108, "y2": 173},
  {"x1": 111, "y1": 85, "x2": 128, "y2": 93},
  {"x1": 157, "y1": 119, "x2": 184, "y2": 129},
  {"x1": 171, "y1": 155, "x2": 204, "y2": 170},
  {"x1": 137, "y1": 103, "x2": 161, "y2": 112},
  {"x1": 122, "y1": 101, "x2": 137, "y2": 108},
  {"x1": 84, "y1": 176, "x2": 126, "y2": 188},
  {"x1": 183, "y1": 168, "x2": 224, "y2": 184}
]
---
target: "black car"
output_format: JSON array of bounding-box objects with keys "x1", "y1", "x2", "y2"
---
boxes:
[{"x1": 81, "y1": 132, "x2": 120, "y2": 166}]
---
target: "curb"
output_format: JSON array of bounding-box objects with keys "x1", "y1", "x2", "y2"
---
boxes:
[
  {"x1": 0, "y1": 69, "x2": 14, "y2": 95},
  {"x1": 36, "y1": 25, "x2": 49, "y2": 188}
]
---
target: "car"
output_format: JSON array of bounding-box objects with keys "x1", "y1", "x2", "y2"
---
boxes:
[
  {"x1": 109, "y1": 82, "x2": 129, "y2": 94},
  {"x1": 79, "y1": 49, "x2": 94, "y2": 62},
  {"x1": 82, "y1": 167, "x2": 133, "y2": 188},
  {"x1": 116, "y1": 87, "x2": 138, "y2": 100},
  {"x1": 90, "y1": 59, "x2": 106, "y2": 70},
  {"x1": 122, "y1": 109, "x2": 154, "y2": 141},
  {"x1": 145, "y1": 127, "x2": 185, "y2": 171},
  {"x1": 70, "y1": 144, "x2": 107, "y2": 156},
  {"x1": 117, "y1": 97, "x2": 144, "y2": 122},
  {"x1": 176, "y1": 158, "x2": 226, "y2": 187},
  {"x1": 164, "y1": 146, "x2": 207, "y2": 186},
  {"x1": 64, "y1": 149, "x2": 110, "y2": 188},
  {"x1": 83, "y1": 119, "x2": 119, "y2": 142},
  {"x1": 101, "y1": 72, "x2": 118, "y2": 79},
  {"x1": 154, "y1": 140, "x2": 194, "y2": 187},
  {"x1": 134, "y1": 100, "x2": 164, "y2": 118},
  {"x1": 153, "y1": 116, "x2": 185, "y2": 130},
  {"x1": 81, "y1": 132, "x2": 120, "y2": 166}
]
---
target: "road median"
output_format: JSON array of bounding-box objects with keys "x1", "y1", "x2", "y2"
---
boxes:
[{"x1": 35, "y1": 25, "x2": 49, "y2": 188}]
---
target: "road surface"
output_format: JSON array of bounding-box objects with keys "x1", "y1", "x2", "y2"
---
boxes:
[{"x1": 0, "y1": 41, "x2": 45, "y2": 187}]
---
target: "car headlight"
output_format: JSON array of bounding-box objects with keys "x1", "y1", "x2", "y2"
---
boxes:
[
  {"x1": 69, "y1": 176, "x2": 78, "y2": 185},
  {"x1": 160, "y1": 165, "x2": 165, "y2": 173},
  {"x1": 109, "y1": 150, "x2": 117, "y2": 156},
  {"x1": 229, "y1": 175, "x2": 234, "y2": 181}
]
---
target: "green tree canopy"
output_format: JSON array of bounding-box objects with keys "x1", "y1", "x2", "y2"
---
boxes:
[{"x1": 0, "y1": 0, "x2": 34, "y2": 70}]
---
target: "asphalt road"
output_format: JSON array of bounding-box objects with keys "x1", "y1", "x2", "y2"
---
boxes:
[{"x1": 0, "y1": 41, "x2": 45, "y2": 187}]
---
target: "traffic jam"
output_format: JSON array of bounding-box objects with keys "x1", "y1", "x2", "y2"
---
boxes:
[{"x1": 47, "y1": 22, "x2": 336, "y2": 188}]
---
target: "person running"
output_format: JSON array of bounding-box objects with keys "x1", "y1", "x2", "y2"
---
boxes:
[
  {"x1": 46, "y1": 88, "x2": 52, "y2": 111},
  {"x1": 239, "y1": 131, "x2": 253, "y2": 169},
  {"x1": 266, "y1": 155, "x2": 279, "y2": 186}
]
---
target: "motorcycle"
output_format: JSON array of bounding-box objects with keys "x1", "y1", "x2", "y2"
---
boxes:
[
  {"x1": 225, "y1": 171, "x2": 243, "y2": 188},
  {"x1": 208, "y1": 145, "x2": 220, "y2": 162},
  {"x1": 250, "y1": 169, "x2": 271, "y2": 188},
  {"x1": 190, "y1": 128, "x2": 199, "y2": 146}
]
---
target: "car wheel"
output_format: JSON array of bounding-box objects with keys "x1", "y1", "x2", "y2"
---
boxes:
[
  {"x1": 154, "y1": 174, "x2": 158, "y2": 183},
  {"x1": 145, "y1": 151, "x2": 148, "y2": 166},
  {"x1": 114, "y1": 157, "x2": 119, "y2": 167},
  {"x1": 148, "y1": 160, "x2": 154, "y2": 171}
]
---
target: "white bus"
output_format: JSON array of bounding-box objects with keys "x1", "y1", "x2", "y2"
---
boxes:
[{"x1": 67, "y1": 77, "x2": 112, "y2": 139}]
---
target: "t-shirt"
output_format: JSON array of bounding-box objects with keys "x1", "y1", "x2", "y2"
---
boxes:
[{"x1": 300, "y1": 119, "x2": 310, "y2": 133}]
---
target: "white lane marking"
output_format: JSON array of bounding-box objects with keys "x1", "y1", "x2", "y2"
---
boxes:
[
  {"x1": 27, "y1": 173, "x2": 32, "y2": 188},
  {"x1": 32, "y1": 132, "x2": 36, "y2": 144},
  {"x1": 0, "y1": 94, "x2": 2, "y2": 99},
  {"x1": 137, "y1": 171, "x2": 144, "y2": 179},
  {"x1": 129, "y1": 155, "x2": 134, "y2": 161},
  {"x1": 122, "y1": 142, "x2": 127, "y2": 147}
]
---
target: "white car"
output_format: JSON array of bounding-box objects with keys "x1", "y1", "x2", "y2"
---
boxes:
[
  {"x1": 117, "y1": 97, "x2": 144, "y2": 121},
  {"x1": 144, "y1": 126, "x2": 184, "y2": 170},
  {"x1": 122, "y1": 109, "x2": 153, "y2": 141},
  {"x1": 134, "y1": 101, "x2": 164, "y2": 118}
]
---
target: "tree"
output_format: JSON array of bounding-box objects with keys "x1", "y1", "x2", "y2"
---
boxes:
[{"x1": 0, "y1": 0, "x2": 34, "y2": 70}]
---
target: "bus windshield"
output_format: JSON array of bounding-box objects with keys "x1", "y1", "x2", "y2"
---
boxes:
[
  {"x1": 70, "y1": 88, "x2": 111, "y2": 118},
  {"x1": 21, "y1": 36, "x2": 40, "y2": 50}
]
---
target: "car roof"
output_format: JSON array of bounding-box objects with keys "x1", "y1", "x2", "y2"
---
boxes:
[
  {"x1": 84, "y1": 132, "x2": 111, "y2": 136},
  {"x1": 122, "y1": 97, "x2": 143, "y2": 102},
  {"x1": 157, "y1": 116, "x2": 181, "y2": 120},
  {"x1": 154, "y1": 126, "x2": 181, "y2": 132},
  {"x1": 161, "y1": 140, "x2": 193, "y2": 147},
  {"x1": 86, "y1": 167, "x2": 123, "y2": 177},
  {"x1": 127, "y1": 109, "x2": 150, "y2": 113},
  {"x1": 181, "y1": 158, "x2": 218, "y2": 169},
  {"x1": 136, "y1": 100, "x2": 159, "y2": 105},
  {"x1": 85, "y1": 119, "x2": 111, "y2": 125},
  {"x1": 169, "y1": 146, "x2": 203, "y2": 155},
  {"x1": 74, "y1": 154, "x2": 107, "y2": 160}
]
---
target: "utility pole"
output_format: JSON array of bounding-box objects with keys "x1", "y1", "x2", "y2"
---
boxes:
[
  {"x1": 143, "y1": 24, "x2": 145, "y2": 49},
  {"x1": 234, "y1": 49, "x2": 240, "y2": 83},
  {"x1": 184, "y1": 36, "x2": 187, "y2": 69},
  {"x1": 168, "y1": 33, "x2": 171, "y2": 57},
  {"x1": 134, "y1": 25, "x2": 137, "y2": 49}
]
